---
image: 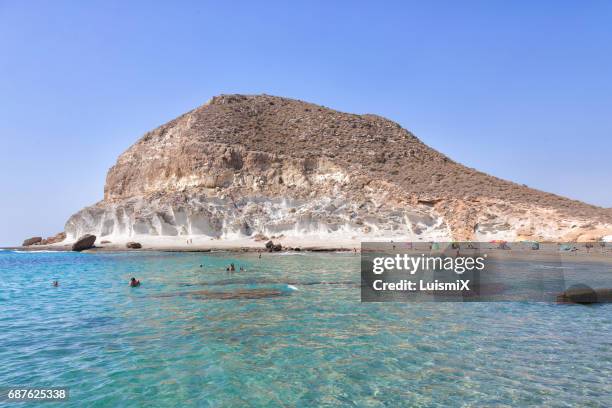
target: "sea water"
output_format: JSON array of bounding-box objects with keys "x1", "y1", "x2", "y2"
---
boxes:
[{"x1": 0, "y1": 250, "x2": 610, "y2": 407}]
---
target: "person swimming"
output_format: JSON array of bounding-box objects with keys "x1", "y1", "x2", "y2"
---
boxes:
[
  {"x1": 52, "y1": 280, "x2": 59, "y2": 287},
  {"x1": 130, "y1": 277, "x2": 140, "y2": 287},
  {"x1": 230, "y1": 263, "x2": 235, "y2": 272}
]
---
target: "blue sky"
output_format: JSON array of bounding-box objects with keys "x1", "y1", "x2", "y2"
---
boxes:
[{"x1": 1, "y1": 0, "x2": 611, "y2": 245}]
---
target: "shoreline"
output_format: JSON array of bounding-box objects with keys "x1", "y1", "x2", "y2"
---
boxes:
[
  {"x1": 0, "y1": 244, "x2": 354, "y2": 253},
  {"x1": 3, "y1": 241, "x2": 612, "y2": 264}
]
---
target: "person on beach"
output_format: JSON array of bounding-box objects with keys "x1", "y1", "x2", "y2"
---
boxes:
[{"x1": 130, "y1": 277, "x2": 140, "y2": 287}]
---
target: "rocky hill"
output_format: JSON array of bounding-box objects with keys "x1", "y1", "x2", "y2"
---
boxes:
[{"x1": 65, "y1": 94, "x2": 612, "y2": 243}]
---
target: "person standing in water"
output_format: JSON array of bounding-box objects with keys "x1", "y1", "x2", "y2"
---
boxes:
[{"x1": 130, "y1": 277, "x2": 141, "y2": 287}]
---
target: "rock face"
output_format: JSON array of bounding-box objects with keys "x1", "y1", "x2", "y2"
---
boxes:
[
  {"x1": 23, "y1": 237, "x2": 42, "y2": 246},
  {"x1": 65, "y1": 94, "x2": 612, "y2": 243},
  {"x1": 72, "y1": 234, "x2": 96, "y2": 251}
]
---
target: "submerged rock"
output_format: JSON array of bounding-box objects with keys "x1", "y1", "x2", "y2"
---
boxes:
[
  {"x1": 72, "y1": 234, "x2": 96, "y2": 251},
  {"x1": 155, "y1": 288, "x2": 288, "y2": 300}
]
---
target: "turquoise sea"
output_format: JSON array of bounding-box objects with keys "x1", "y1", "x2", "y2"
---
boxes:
[{"x1": 0, "y1": 250, "x2": 610, "y2": 407}]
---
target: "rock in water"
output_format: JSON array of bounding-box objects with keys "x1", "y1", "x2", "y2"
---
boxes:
[
  {"x1": 126, "y1": 242, "x2": 142, "y2": 249},
  {"x1": 64, "y1": 94, "x2": 612, "y2": 243},
  {"x1": 557, "y1": 286, "x2": 612, "y2": 304},
  {"x1": 72, "y1": 234, "x2": 96, "y2": 251},
  {"x1": 23, "y1": 237, "x2": 42, "y2": 246}
]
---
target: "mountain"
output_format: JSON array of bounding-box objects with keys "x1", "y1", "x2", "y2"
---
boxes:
[{"x1": 65, "y1": 94, "x2": 612, "y2": 244}]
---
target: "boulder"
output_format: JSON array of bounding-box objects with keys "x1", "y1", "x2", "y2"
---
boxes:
[
  {"x1": 22, "y1": 236, "x2": 42, "y2": 246},
  {"x1": 253, "y1": 233, "x2": 269, "y2": 242},
  {"x1": 557, "y1": 285, "x2": 612, "y2": 304},
  {"x1": 72, "y1": 234, "x2": 96, "y2": 251},
  {"x1": 264, "y1": 240, "x2": 282, "y2": 252},
  {"x1": 126, "y1": 242, "x2": 142, "y2": 249},
  {"x1": 45, "y1": 232, "x2": 66, "y2": 245}
]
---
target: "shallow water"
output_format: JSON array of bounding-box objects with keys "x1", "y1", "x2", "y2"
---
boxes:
[{"x1": 0, "y1": 251, "x2": 610, "y2": 407}]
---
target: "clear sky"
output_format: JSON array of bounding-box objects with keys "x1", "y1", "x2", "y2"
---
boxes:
[{"x1": 1, "y1": 1, "x2": 611, "y2": 246}]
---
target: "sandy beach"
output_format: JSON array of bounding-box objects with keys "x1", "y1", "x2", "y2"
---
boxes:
[{"x1": 6, "y1": 236, "x2": 612, "y2": 265}]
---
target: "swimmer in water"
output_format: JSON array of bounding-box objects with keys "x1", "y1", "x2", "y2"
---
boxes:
[
  {"x1": 52, "y1": 280, "x2": 59, "y2": 287},
  {"x1": 130, "y1": 277, "x2": 140, "y2": 287},
  {"x1": 230, "y1": 263, "x2": 235, "y2": 272}
]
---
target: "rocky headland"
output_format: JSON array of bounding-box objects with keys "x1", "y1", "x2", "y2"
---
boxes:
[{"x1": 57, "y1": 94, "x2": 612, "y2": 247}]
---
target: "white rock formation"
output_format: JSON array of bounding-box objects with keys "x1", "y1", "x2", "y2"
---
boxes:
[{"x1": 65, "y1": 95, "x2": 612, "y2": 244}]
